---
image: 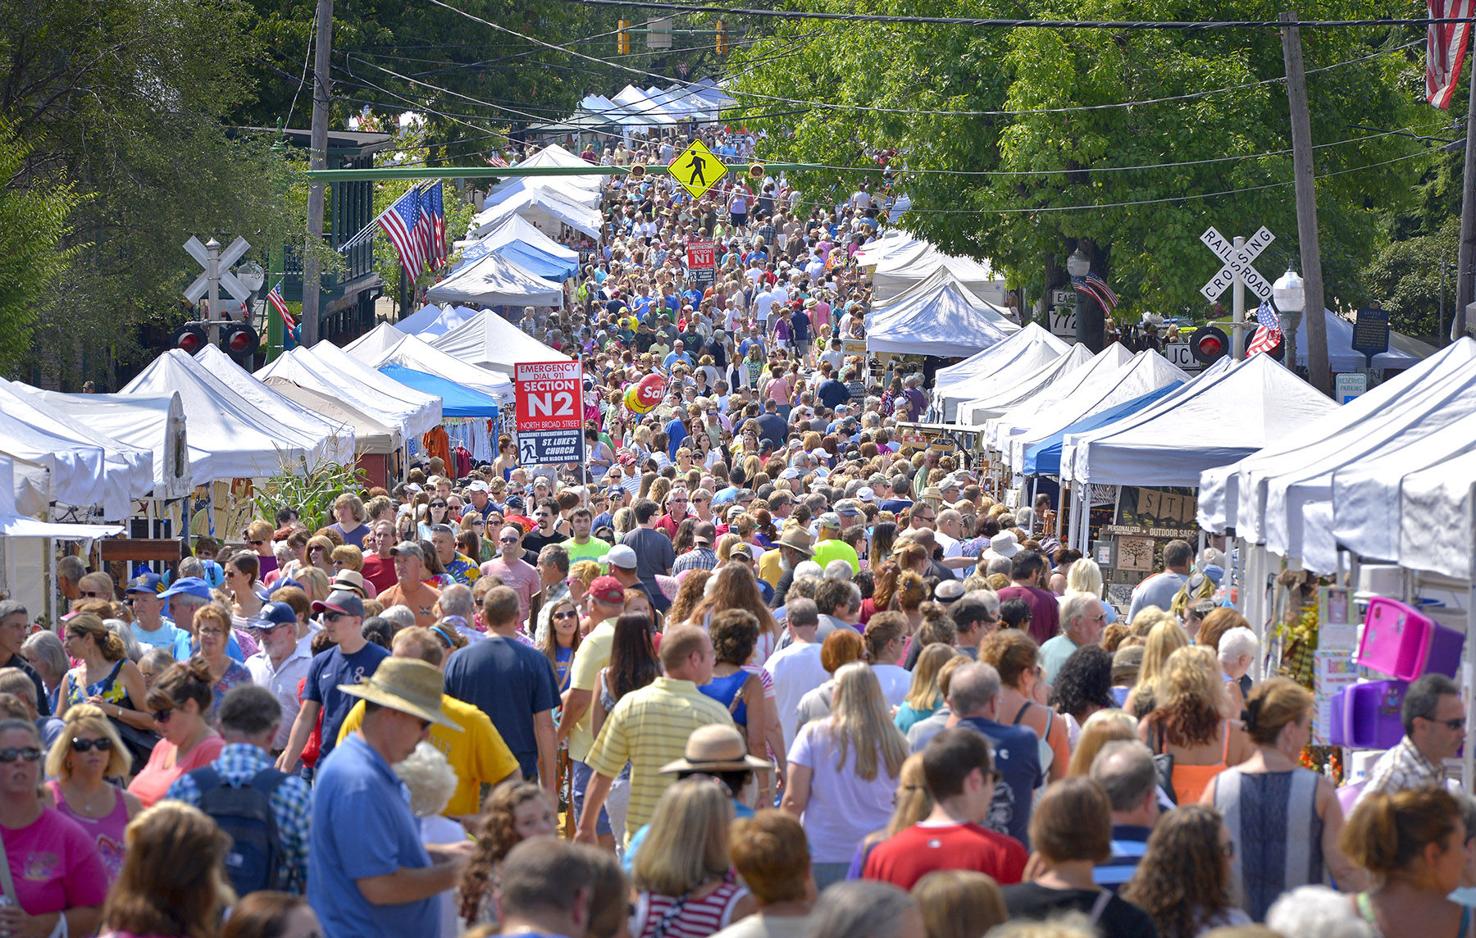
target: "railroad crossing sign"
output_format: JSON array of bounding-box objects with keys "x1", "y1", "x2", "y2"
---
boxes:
[
  {"x1": 1199, "y1": 226, "x2": 1274, "y2": 303},
  {"x1": 183, "y1": 236, "x2": 253, "y2": 303},
  {"x1": 669, "y1": 139, "x2": 726, "y2": 199}
]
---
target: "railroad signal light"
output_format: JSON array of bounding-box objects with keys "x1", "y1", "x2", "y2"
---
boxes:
[
  {"x1": 1189, "y1": 325, "x2": 1229, "y2": 364},
  {"x1": 748, "y1": 163, "x2": 765, "y2": 180},
  {"x1": 715, "y1": 19, "x2": 728, "y2": 55},
  {"x1": 170, "y1": 323, "x2": 208, "y2": 356},
  {"x1": 220, "y1": 321, "x2": 260, "y2": 363},
  {"x1": 617, "y1": 19, "x2": 631, "y2": 55},
  {"x1": 628, "y1": 164, "x2": 646, "y2": 179}
]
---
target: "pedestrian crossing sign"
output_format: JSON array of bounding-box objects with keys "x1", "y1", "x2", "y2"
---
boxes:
[{"x1": 668, "y1": 139, "x2": 726, "y2": 199}]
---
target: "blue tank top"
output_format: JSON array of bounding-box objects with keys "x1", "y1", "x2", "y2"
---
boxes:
[{"x1": 698, "y1": 671, "x2": 749, "y2": 726}]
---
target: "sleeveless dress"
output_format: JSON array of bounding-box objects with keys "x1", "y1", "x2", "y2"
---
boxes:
[
  {"x1": 46, "y1": 780, "x2": 129, "y2": 884},
  {"x1": 698, "y1": 670, "x2": 749, "y2": 726},
  {"x1": 1212, "y1": 767, "x2": 1325, "y2": 921},
  {"x1": 62, "y1": 660, "x2": 132, "y2": 711}
]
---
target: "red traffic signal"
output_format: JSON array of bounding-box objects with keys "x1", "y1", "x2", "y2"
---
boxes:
[
  {"x1": 171, "y1": 323, "x2": 208, "y2": 356},
  {"x1": 628, "y1": 164, "x2": 646, "y2": 179},
  {"x1": 220, "y1": 321, "x2": 260, "y2": 362},
  {"x1": 1190, "y1": 325, "x2": 1229, "y2": 364}
]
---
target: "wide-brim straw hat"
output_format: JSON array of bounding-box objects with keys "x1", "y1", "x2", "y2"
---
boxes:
[
  {"x1": 660, "y1": 724, "x2": 771, "y2": 774},
  {"x1": 338, "y1": 658, "x2": 461, "y2": 731}
]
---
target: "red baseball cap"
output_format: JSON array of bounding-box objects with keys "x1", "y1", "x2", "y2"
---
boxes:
[{"x1": 589, "y1": 575, "x2": 626, "y2": 606}]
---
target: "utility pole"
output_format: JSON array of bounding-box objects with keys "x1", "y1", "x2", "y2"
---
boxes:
[
  {"x1": 301, "y1": 0, "x2": 333, "y2": 348},
  {"x1": 1456, "y1": 52, "x2": 1476, "y2": 341},
  {"x1": 205, "y1": 237, "x2": 222, "y2": 346},
  {"x1": 1280, "y1": 11, "x2": 1332, "y2": 395}
]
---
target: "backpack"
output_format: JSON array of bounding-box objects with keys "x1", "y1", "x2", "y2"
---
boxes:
[{"x1": 191, "y1": 765, "x2": 290, "y2": 895}]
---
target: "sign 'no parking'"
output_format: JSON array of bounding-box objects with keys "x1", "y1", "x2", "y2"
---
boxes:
[{"x1": 515, "y1": 360, "x2": 584, "y2": 465}]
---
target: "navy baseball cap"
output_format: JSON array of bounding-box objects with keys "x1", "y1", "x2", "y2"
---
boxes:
[
  {"x1": 158, "y1": 577, "x2": 211, "y2": 601},
  {"x1": 249, "y1": 602, "x2": 299, "y2": 631},
  {"x1": 125, "y1": 572, "x2": 165, "y2": 595}
]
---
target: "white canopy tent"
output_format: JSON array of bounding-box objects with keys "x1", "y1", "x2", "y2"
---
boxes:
[
  {"x1": 999, "y1": 350, "x2": 1188, "y2": 471},
  {"x1": 7, "y1": 387, "x2": 190, "y2": 499},
  {"x1": 344, "y1": 322, "x2": 516, "y2": 403},
  {"x1": 854, "y1": 229, "x2": 923, "y2": 268},
  {"x1": 194, "y1": 346, "x2": 356, "y2": 466},
  {"x1": 285, "y1": 342, "x2": 443, "y2": 439},
  {"x1": 984, "y1": 343, "x2": 1134, "y2": 452},
  {"x1": 470, "y1": 186, "x2": 603, "y2": 241},
  {"x1": 1388, "y1": 450, "x2": 1476, "y2": 581},
  {"x1": 0, "y1": 397, "x2": 116, "y2": 518},
  {"x1": 1197, "y1": 339, "x2": 1476, "y2": 546},
  {"x1": 611, "y1": 85, "x2": 679, "y2": 124},
  {"x1": 425, "y1": 253, "x2": 564, "y2": 308},
  {"x1": 456, "y1": 214, "x2": 580, "y2": 272},
  {"x1": 0, "y1": 456, "x2": 123, "y2": 540},
  {"x1": 957, "y1": 345, "x2": 1095, "y2": 426},
  {"x1": 865, "y1": 270, "x2": 1018, "y2": 358},
  {"x1": 431, "y1": 310, "x2": 570, "y2": 376},
  {"x1": 870, "y1": 241, "x2": 1006, "y2": 305},
  {"x1": 935, "y1": 323, "x2": 1070, "y2": 415},
  {"x1": 394, "y1": 303, "x2": 447, "y2": 335},
  {"x1": 124, "y1": 350, "x2": 323, "y2": 481},
  {"x1": 252, "y1": 350, "x2": 407, "y2": 453},
  {"x1": 0, "y1": 379, "x2": 153, "y2": 519},
  {"x1": 394, "y1": 304, "x2": 481, "y2": 338},
  {"x1": 1064, "y1": 353, "x2": 1334, "y2": 487},
  {"x1": 258, "y1": 379, "x2": 401, "y2": 454}
]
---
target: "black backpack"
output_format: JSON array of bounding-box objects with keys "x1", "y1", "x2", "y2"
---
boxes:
[{"x1": 190, "y1": 765, "x2": 290, "y2": 895}]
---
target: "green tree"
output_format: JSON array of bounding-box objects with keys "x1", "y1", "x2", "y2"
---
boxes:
[
  {"x1": 0, "y1": 120, "x2": 84, "y2": 375},
  {"x1": 732, "y1": 0, "x2": 1443, "y2": 321}
]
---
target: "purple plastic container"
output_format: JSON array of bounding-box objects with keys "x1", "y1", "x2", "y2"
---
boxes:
[
  {"x1": 1354, "y1": 596, "x2": 1464, "y2": 681},
  {"x1": 1336, "y1": 680, "x2": 1409, "y2": 749}
]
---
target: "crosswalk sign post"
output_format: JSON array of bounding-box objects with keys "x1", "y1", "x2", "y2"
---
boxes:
[{"x1": 669, "y1": 139, "x2": 727, "y2": 199}]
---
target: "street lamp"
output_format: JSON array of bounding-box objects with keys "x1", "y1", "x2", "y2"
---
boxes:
[
  {"x1": 1272, "y1": 266, "x2": 1305, "y2": 368},
  {"x1": 1066, "y1": 247, "x2": 1100, "y2": 351},
  {"x1": 236, "y1": 261, "x2": 265, "y2": 295}
]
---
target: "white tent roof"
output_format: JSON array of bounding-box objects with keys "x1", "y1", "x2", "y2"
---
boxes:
[
  {"x1": 935, "y1": 323, "x2": 1070, "y2": 403},
  {"x1": 0, "y1": 389, "x2": 116, "y2": 517},
  {"x1": 482, "y1": 175, "x2": 601, "y2": 212},
  {"x1": 1197, "y1": 338, "x2": 1476, "y2": 539},
  {"x1": 1067, "y1": 353, "x2": 1333, "y2": 487},
  {"x1": 6, "y1": 387, "x2": 190, "y2": 499},
  {"x1": 871, "y1": 241, "x2": 1004, "y2": 305},
  {"x1": 124, "y1": 350, "x2": 321, "y2": 481},
  {"x1": 344, "y1": 322, "x2": 516, "y2": 402},
  {"x1": 396, "y1": 304, "x2": 481, "y2": 338},
  {"x1": 0, "y1": 379, "x2": 153, "y2": 518},
  {"x1": 253, "y1": 349, "x2": 409, "y2": 451},
  {"x1": 854, "y1": 229, "x2": 922, "y2": 268},
  {"x1": 985, "y1": 343, "x2": 1135, "y2": 451},
  {"x1": 865, "y1": 270, "x2": 1019, "y2": 358},
  {"x1": 0, "y1": 456, "x2": 123, "y2": 541},
  {"x1": 394, "y1": 304, "x2": 449, "y2": 335},
  {"x1": 470, "y1": 186, "x2": 603, "y2": 241},
  {"x1": 258, "y1": 378, "x2": 401, "y2": 454},
  {"x1": 1198, "y1": 339, "x2": 1476, "y2": 560},
  {"x1": 957, "y1": 345, "x2": 1095, "y2": 426},
  {"x1": 425, "y1": 252, "x2": 564, "y2": 308},
  {"x1": 464, "y1": 214, "x2": 579, "y2": 265},
  {"x1": 611, "y1": 85, "x2": 678, "y2": 124},
  {"x1": 290, "y1": 342, "x2": 442, "y2": 438},
  {"x1": 1000, "y1": 350, "x2": 1189, "y2": 471},
  {"x1": 194, "y1": 346, "x2": 355, "y2": 466},
  {"x1": 1392, "y1": 450, "x2": 1476, "y2": 580},
  {"x1": 431, "y1": 310, "x2": 570, "y2": 376}
]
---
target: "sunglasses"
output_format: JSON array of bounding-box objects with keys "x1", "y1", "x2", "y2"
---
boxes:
[
  {"x1": 78, "y1": 591, "x2": 106, "y2": 599},
  {"x1": 152, "y1": 708, "x2": 174, "y2": 724},
  {"x1": 499, "y1": 536, "x2": 520, "y2": 544},
  {"x1": 70, "y1": 737, "x2": 113, "y2": 753},
  {"x1": 0, "y1": 748, "x2": 40, "y2": 764},
  {"x1": 1429, "y1": 717, "x2": 1468, "y2": 731},
  {"x1": 323, "y1": 613, "x2": 350, "y2": 623},
  {"x1": 553, "y1": 610, "x2": 579, "y2": 620},
  {"x1": 248, "y1": 539, "x2": 265, "y2": 547},
  {"x1": 430, "y1": 502, "x2": 447, "y2": 509}
]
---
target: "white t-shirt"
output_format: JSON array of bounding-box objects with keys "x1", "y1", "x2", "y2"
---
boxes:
[
  {"x1": 764, "y1": 641, "x2": 829, "y2": 750},
  {"x1": 871, "y1": 663, "x2": 912, "y2": 708},
  {"x1": 788, "y1": 720, "x2": 900, "y2": 863}
]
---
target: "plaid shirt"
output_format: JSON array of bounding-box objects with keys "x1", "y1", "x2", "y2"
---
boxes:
[
  {"x1": 1356, "y1": 736, "x2": 1444, "y2": 808},
  {"x1": 166, "y1": 743, "x2": 312, "y2": 894},
  {"x1": 672, "y1": 545, "x2": 719, "y2": 574}
]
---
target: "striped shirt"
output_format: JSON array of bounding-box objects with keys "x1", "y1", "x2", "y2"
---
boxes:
[
  {"x1": 634, "y1": 877, "x2": 750, "y2": 938},
  {"x1": 1093, "y1": 825, "x2": 1151, "y2": 893},
  {"x1": 585, "y1": 676, "x2": 735, "y2": 841}
]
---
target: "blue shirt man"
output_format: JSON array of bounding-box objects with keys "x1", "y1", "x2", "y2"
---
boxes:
[{"x1": 956, "y1": 714, "x2": 1041, "y2": 847}]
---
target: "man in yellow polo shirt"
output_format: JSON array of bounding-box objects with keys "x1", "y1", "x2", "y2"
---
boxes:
[
  {"x1": 338, "y1": 626, "x2": 517, "y2": 820},
  {"x1": 573, "y1": 625, "x2": 734, "y2": 846},
  {"x1": 810, "y1": 512, "x2": 859, "y2": 573},
  {"x1": 556, "y1": 576, "x2": 629, "y2": 848},
  {"x1": 760, "y1": 525, "x2": 814, "y2": 588}
]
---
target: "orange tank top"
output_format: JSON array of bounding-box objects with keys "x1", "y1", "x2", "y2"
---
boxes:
[{"x1": 1169, "y1": 722, "x2": 1231, "y2": 805}]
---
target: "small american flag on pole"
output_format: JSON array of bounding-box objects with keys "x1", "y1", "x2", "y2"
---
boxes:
[
  {"x1": 1247, "y1": 299, "x2": 1284, "y2": 357},
  {"x1": 378, "y1": 186, "x2": 427, "y2": 278},
  {"x1": 1428, "y1": 0, "x2": 1475, "y2": 109},
  {"x1": 1071, "y1": 272, "x2": 1119, "y2": 311},
  {"x1": 265, "y1": 280, "x2": 295, "y2": 330},
  {"x1": 418, "y1": 181, "x2": 447, "y2": 270}
]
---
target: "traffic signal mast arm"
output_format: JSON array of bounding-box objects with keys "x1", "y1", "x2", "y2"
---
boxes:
[{"x1": 303, "y1": 162, "x2": 839, "y2": 182}]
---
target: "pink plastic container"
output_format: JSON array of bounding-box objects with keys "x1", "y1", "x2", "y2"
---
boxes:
[
  {"x1": 1330, "y1": 681, "x2": 1407, "y2": 749},
  {"x1": 1354, "y1": 596, "x2": 1464, "y2": 681}
]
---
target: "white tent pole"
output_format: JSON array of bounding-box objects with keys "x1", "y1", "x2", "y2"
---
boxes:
[{"x1": 1465, "y1": 583, "x2": 1475, "y2": 793}]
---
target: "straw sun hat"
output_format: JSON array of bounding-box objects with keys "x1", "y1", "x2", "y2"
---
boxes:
[{"x1": 338, "y1": 658, "x2": 460, "y2": 731}]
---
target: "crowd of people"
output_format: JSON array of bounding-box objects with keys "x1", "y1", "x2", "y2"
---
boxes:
[{"x1": 0, "y1": 128, "x2": 1466, "y2": 938}]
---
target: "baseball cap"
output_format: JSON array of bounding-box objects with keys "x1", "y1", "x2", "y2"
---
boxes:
[
  {"x1": 603, "y1": 544, "x2": 639, "y2": 570},
  {"x1": 466, "y1": 480, "x2": 489, "y2": 493},
  {"x1": 158, "y1": 577, "x2": 211, "y2": 602},
  {"x1": 817, "y1": 512, "x2": 842, "y2": 529},
  {"x1": 249, "y1": 602, "x2": 299, "y2": 631},
  {"x1": 857, "y1": 486, "x2": 876, "y2": 503},
  {"x1": 125, "y1": 572, "x2": 165, "y2": 595},
  {"x1": 312, "y1": 590, "x2": 365, "y2": 618},
  {"x1": 729, "y1": 543, "x2": 754, "y2": 562},
  {"x1": 589, "y1": 575, "x2": 626, "y2": 606},
  {"x1": 390, "y1": 541, "x2": 425, "y2": 560}
]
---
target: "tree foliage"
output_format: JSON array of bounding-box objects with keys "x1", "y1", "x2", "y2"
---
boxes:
[{"x1": 732, "y1": 0, "x2": 1446, "y2": 321}]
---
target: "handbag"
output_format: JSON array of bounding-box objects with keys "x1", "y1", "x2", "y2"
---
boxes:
[
  {"x1": 110, "y1": 716, "x2": 162, "y2": 769},
  {"x1": 1148, "y1": 723, "x2": 1178, "y2": 805}
]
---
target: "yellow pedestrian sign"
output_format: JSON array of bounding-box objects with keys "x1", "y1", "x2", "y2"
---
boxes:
[{"x1": 668, "y1": 139, "x2": 727, "y2": 199}]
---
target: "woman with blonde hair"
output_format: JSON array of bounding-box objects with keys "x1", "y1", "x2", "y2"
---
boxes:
[
  {"x1": 895, "y1": 644, "x2": 960, "y2": 733},
  {"x1": 612, "y1": 506, "x2": 638, "y2": 540},
  {"x1": 303, "y1": 535, "x2": 335, "y2": 579},
  {"x1": 784, "y1": 662, "x2": 910, "y2": 890},
  {"x1": 1065, "y1": 710, "x2": 1138, "y2": 778},
  {"x1": 1124, "y1": 618, "x2": 1189, "y2": 717},
  {"x1": 1139, "y1": 645, "x2": 1252, "y2": 805},
  {"x1": 46, "y1": 704, "x2": 141, "y2": 885},
  {"x1": 294, "y1": 566, "x2": 331, "y2": 605},
  {"x1": 632, "y1": 779, "x2": 756, "y2": 938},
  {"x1": 100, "y1": 801, "x2": 235, "y2": 938},
  {"x1": 192, "y1": 604, "x2": 252, "y2": 726},
  {"x1": 458, "y1": 780, "x2": 557, "y2": 928},
  {"x1": 913, "y1": 870, "x2": 1008, "y2": 938},
  {"x1": 979, "y1": 629, "x2": 1071, "y2": 784},
  {"x1": 57, "y1": 614, "x2": 153, "y2": 737},
  {"x1": 1062, "y1": 557, "x2": 1116, "y2": 624}
]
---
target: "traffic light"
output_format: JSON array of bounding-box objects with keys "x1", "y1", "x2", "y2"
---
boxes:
[
  {"x1": 628, "y1": 164, "x2": 646, "y2": 179},
  {"x1": 748, "y1": 163, "x2": 765, "y2": 181},
  {"x1": 220, "y1": 321, "x2": 260, "y2": 364},
  {"x1": 617, "y1": 19, "x2": 631, "y2": 55},
  {"x1": 1189, "y1": 325, "x2": 1229, "y2": 364},
  {"x1": 715, "y1": 20, "x2": 728, "y2": 55},
  {"x1": 170, "y1": 322, "x2": 208, "y2": 356}
]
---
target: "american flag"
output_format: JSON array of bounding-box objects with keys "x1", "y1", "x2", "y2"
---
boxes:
[
  {"x1": 487, "y1": 153, "x2": 509, "y2": 167},
  {"x1": 1247, "y1": 298, "x2": 1284, "y2": 357},
  {"x1": 1072, "y1": 272, "x2": 1119, "y2": 311},
  {"x1": 1429, "y1": 0, "x2": 1475, "y2": 109},
  {"x1": 265, "y1": 280, "x2": 295, "y2": 330},
  {"x1": 418, "y1": 181, "x2": 447, "y2": 270},
  {"x1": 377, "y1": 186, "x2": 427, "y2": 277}
]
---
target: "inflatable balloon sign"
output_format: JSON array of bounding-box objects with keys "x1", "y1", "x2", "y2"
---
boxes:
[{"x1": 625, "y1": 373, "x2": 667, "y2": 414}]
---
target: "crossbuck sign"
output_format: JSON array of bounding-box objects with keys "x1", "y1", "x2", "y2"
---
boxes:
[{"x1": 1199, "y1": 226, "x2": 1274, "y2": 303}]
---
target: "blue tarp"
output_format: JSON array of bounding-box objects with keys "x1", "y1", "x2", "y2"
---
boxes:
[
  {"x1": 378, "y1": 364, "x2": 501, "y2": 418},
  {"x1": 1022, "y1": 382, "x2": 1183, "y2": 476}
]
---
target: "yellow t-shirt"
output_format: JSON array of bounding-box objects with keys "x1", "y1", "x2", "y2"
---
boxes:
[
  {"x1": 566, "y1": 620, "x2": 616, "y2": 763},
  {"x1": 338, "y1": 693, "x2": 518, "y2": 817},
  {"x1": 811, "y1": 537, "x2": 860, "y2": 574},
  {"x1": 758, "y1": 547, "x2": 784, "y2": 588}
]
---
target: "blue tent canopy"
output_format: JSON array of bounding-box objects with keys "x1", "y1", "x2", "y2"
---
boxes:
[
  {"x1": 1022, "y1": 382, "x2": 1183, "y2": 476},
  {"x1": 378, "y1": 364, "x2": 501, "y2": 418},
  {"x1": 494, "y1": 243, "x2": 579, "y2": 280}
]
